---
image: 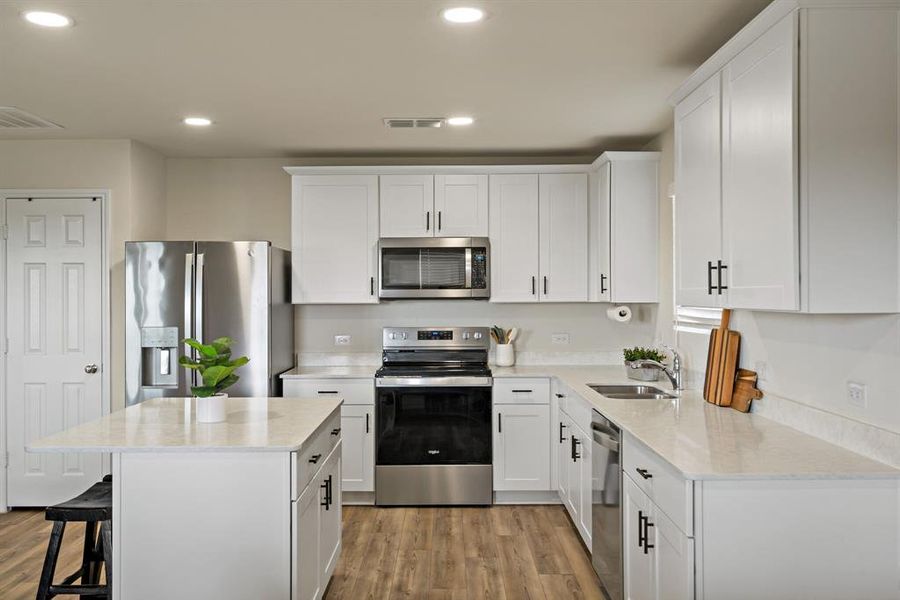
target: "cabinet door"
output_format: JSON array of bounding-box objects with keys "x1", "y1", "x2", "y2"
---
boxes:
[
  {"x1": 609, "y1": 158, "x2": 659, "y2": 303},
  {"x1": 674, "y1": 74, "x2": 723, "y2": 308},
  {"x1": 564, "y1": 420, "x2": 581, "y2": 523},
  {"x1": 539, "y1": 174, "x2": 588, "y2": 302},
  {"x1": 722, "y1": 14, "x2": 799, "y2": 311},
  {"x1": 340, "y1": 406, "x2": 373, "y2": 492},
  {"x1": 577, "y1": 429, "x2": 592, "y2": 544},
  {"x1": 493, "y1": 404, "x2": 551, "y2": 491},
  {"x1": 489, "y1": 174, "x2": 540, "y2": 302},
  {"x1": 434, "y1": 174, "x2": 488, "y2": 237},
  {"x1": 319, "y1": 443, "x2": 342, "y2": 583},
  {"x1": 589, "y1": 163, "x2": 612, "y2": 302},
  {"x1": 556, "y1": 408, "x2": 569, "y2": 503},
  {"x1": 651, "y1": 507, "x2": 694, "y2": 600},
  {"x1": 292, "y1": 175, "x2": 379, "y2": 304},
  {"x1": 623, "y1": 476, "x2": 654, "y2": 600},
  {"x1": 379, "y1": 175, "x2": 434, "y2": 237},
  {"x1": 291, "y1": 480, "x2": 321, "y2": 600}
]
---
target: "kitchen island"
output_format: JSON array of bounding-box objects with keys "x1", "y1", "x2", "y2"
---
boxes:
[{"x1": 29, "y1": 397, "x2": 343, "y2": 600}]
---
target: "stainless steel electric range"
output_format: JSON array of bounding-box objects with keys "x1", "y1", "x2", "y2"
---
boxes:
[{"x1": 374, "y1": 326, "x2": 492, "y2": 506}]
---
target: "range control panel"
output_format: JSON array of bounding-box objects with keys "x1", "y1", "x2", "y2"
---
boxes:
[{"x1": 383, "y1": 327, "x2": 489, "y2": 349}]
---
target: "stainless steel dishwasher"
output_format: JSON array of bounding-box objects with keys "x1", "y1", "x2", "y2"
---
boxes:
[{"x1": 591, "y1": 409, "x2": 622, "y2": 600}]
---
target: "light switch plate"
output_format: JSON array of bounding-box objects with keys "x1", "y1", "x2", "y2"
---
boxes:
[{"x1": 334, "y1": 335, "x2": 352, "y2": 346}]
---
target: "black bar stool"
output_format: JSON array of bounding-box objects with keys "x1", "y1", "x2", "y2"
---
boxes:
[{"x1": 36, "y1": 477, "x2": 113, "y2": 600}]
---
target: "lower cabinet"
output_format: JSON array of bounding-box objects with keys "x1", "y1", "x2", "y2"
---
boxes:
[
  {"x1": 339, "y1": 405, "x2": 373, "y2": 492},
  {"x1": 493, "y1": 403, "x2": 551, "y2": 491},
  {"x1": 623, "y1": 474, "x2": 693, "y2": 600},
  {"x1": 558, "y1": 409, "x2": 592, "y2": 546},
  {"x1": 292, "y1": 442, "x2": 342, "y2": 600}
]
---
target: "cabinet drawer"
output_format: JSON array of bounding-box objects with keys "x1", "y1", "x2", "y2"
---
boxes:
[
  {"x1": 558, "y1": 385, "x2": 592, "y2": 433},
  {"x1": 493, "y1": 378, "x2": 550, "y2": 404},
  {"x1": 622, "y1": 433, "x2": 693, "y2": 536},
  {"x1": 292, "y1": 409, "x2": 342, "y2": 500},
  {"x1": 283, "y1": 378, "x2": 374, "y2": 405}
]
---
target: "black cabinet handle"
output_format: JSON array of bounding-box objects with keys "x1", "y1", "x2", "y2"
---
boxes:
[
  {"x1": 366, "y1": 413, "x2": 370, "y2": 433},
  {"x1": 512, "y1": 389, "x2": 533, "y2": 393},
  {"x1": 555, "y1": 393, "x2": 564, "y2": 398},
  {"x1": 559, "y1": 421, "x2": 567, "y2": 443},
  {"x1": 638, "y1": 510, "x2": 646, "y2": 549},
  {"x1": 309, "y1": 453, "x2": 322, "y2": 464},
  {"x1": 370, "y1": 276, "x2": 375, "y2": 296},
  {"x1": 426, "y1": 211, "x2": 430, "y2": 231},
  {"x1": 317, "y1": 390, "x2": 339, "y2": 395},
  {"x1": 331, "y1": 427, "x2": 341, "y2": 436},
  {"x1": 717, "y1": 260, "x2": 728, "y2": 294},
  {"x1": 498, "y1": 413, "x2": 502, "y2": 433},
  {"x1": 573, "y1": 437, "x2": 581, "y2": 461},
  {"x1": 635, "y1": 467, "x2": 652, "y2": 480},
  {"x1": 532, "y1": 276, "x2": 536, "y2": 295},
  {"x1": 707, "y1": 261, "x2": 717, "y2": 295},
  {"x1": 543, "y1": 276, "x2": 548, "y2": 295},
  {"x1": 600, "y1": 273, "x2": 608, "y2": 294},
  {"x1": 438, "y1": 211, "x2": 442, "y2": 231},
  {"x1": 644, "y1": 516, "x2": 655, "y2": 554},
  {"x1": 321, "y1": 478, "x2": 330, "y2": 510}
]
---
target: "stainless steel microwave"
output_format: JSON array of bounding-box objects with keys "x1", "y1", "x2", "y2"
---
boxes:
[{"x1": 378, "y1": 237, "x2": 490, "y2": 299}]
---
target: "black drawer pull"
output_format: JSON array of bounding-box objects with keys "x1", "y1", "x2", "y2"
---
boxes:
[
  {"x1": 317, "y1": 390, "x2": 339, "y2": 395},
  {"x1": 600, "y1": 273, "x2": 608, "y2": 294},
  {"x1": 331, "y1": 427, "x2": 341, "y2": 436},
  {"x1": 559, "y1": 421, "x2": 567, "y2": 443},
  {"x1": 308, "y1": 453, "x2": 322, "y2": 464},
  {"x1": 512, "y1": 389, "x2": 533, "y2": 393},
  {"x1": 554, "y1": 393, "x2": 564, "y2": 398},
  {"x1": 635, "y1": 468, "x2": 652, "y2": 480}
]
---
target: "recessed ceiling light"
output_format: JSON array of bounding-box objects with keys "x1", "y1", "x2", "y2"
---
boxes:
[
  {"x1": 447, "y1": 116, "x2": 474, "y2": 126},
  {"x1": 183, "y1": 117, "x2": 213, "y2": 127},
  {"x1": 23, "y1": 10, "x2": 73, "y2": 28},
  {"x1": 442, "y1": 7, "x2": 484, "y2": 24}
]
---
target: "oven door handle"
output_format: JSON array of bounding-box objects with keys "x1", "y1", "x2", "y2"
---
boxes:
[{"x1": 376, "y1": 376, "x2": 493, "y2": 387}]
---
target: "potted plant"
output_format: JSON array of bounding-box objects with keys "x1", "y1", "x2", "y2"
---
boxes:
[
  {"x1": 623, "y1": 347, "x2": 667, "y2": 382},
  {"x1": 179, "y1": 337, "x2": 249, "y2": 423}
]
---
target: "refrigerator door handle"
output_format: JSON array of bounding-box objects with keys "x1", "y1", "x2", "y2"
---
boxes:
[
  {"x1": 195, "y1": 253, "x2": 205, "y2": 345},
  {"x1": 184, "y1": 252, "x2": 195, "y2": 387}
]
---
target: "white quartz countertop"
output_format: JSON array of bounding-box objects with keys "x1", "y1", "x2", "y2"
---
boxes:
[
  {"x1": 493, "y1": 365, "x2": 900, "y2": 480},
  {"x1": 28, "y1": 397, "x2": 342, "y2": 453},
  {"x1": 281, "y1": 366, "x2": 377, "y2": 379}
]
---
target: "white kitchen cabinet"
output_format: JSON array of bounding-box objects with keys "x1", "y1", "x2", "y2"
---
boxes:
[
  {"x1": 674, "y1": 74, "x2": 723, "y2": 308},
  {"x1": 671, "y1": 4, "x2": 900, "y2": 313},
  {"x1": 339, "y1": 405, "x2": 373, "y2": 493},
  {"x1": 539, "y1": 173, "x2": 588, "y2": 302},
  {"x1": 562, "y1": 414, "x2": 579, "y2": 519},
  {"x1": 379, "y1": 175, "x2": 434, "y2": 237},
  {"x1": 493, "y1": 404, "x2": 551, "y2": 491},
  {"x1": 721, "y1": 13, "x2": 799, "y2": 311},
  {"x1": 291, "y1": 175, "x2": 379, "y2": 304},
  {"x1": 624, "y1": 476, "x2": 654, "y2": 600},
  {"x1": 318, "y1": 444, "x2": 342, "y2": 583},
  {"x1": 434, "y1": 174, "x2": 488, "y2": 237},
  {"x1": 489, "y1": 174, "x2": 541, "y2": 302},
  {"x1": 589, "y1": 153, "x2": 659, "y2": 303},
  {"x1": 575, "y1": 426, "x2": 592, "y2": 543},
  {"x1": 652, "y1": 507, "x2": 694, "y2": 600}
]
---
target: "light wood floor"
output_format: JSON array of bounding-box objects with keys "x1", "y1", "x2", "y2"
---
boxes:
[{"x1": 0, "y1": 504, "x2": 604, "y2": 600}]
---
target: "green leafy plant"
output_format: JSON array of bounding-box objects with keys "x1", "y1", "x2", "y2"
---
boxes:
[
  {"x1": 179, "y1": 337, "x2": 249, "y2": 397},
  {"x1": 623, "y1": 347, "x2": 667, "y2": 363}
]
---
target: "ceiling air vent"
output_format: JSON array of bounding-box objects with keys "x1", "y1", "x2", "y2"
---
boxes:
[
  {"x1": 383, "y1": 117, "x2": 446, "y2": 129},
  {"x1": 0, "y1": 106, "x2": 63, "y2": 129}
]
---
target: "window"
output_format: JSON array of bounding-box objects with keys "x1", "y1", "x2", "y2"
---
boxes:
[{"x1": 674, "y1": 305, "x2": 722, "y2": 334}]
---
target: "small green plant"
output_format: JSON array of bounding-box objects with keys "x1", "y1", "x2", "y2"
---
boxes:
[
  {"x1": 179, "y1": 337, "x2": 249, "y2": 397},
  {"x1": 623, "y1": 347, "x2": 667, "y2": 363}
]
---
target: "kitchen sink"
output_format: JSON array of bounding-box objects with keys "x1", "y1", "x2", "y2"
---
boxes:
[{"x1": 588, "y1": 384, "x2": 676, "y2": 400}]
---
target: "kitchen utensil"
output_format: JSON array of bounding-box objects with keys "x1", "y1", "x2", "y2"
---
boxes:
[
  {"x1": 704, "y1": 309, "x2": 732, "y2": 405},
  {"x1": 717, "y1": 330, "x2": 741, "y2": 406},
  {"x1": 731, "y1": 369, "x2": 763, "y2": 413}
]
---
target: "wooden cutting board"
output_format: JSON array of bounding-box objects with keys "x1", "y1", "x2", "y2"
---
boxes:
[
  {"x1": 717, "y1": 330, "x2": 741, "y2": 406},
  {"x1": 704, "y1": 309, "x2": 731, "y2": 404}
]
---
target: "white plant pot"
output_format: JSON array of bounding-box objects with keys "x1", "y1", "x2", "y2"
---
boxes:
[
  {"x1": 196, "y1": 393, "x2": 228, "y2": 423},
  {"x1": 496, "y1": 344, "x2": 515, "y2": 367}
]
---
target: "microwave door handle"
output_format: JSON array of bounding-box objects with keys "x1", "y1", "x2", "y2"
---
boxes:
[{"x1": 465, "y1": 248, "x2": 472, "y2": 289}]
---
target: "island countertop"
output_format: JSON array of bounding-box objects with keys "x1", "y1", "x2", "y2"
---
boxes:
[{"x1": 27, "y1": 397, "x2": 342, "y2": 453}]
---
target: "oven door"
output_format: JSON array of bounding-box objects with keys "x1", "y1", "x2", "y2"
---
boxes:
[{"x1": 376, "y1": 383, "x2": 492, "y2": 465}]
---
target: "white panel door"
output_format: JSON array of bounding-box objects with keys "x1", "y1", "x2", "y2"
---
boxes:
[
  {"x1": 539, "y1": 174, "x2": 588, "y2": 302},
  {"x1": 292, "y1": 175, "x2": 379, "y2": 304},
  {"x1": 576, "y1": 427, "x2": 592, "y2": 544},
  {"x1": 379, "y1": 175, "x2": 434, "y2": 237},
  {"x1": 674, "y1": 73, "x2": 723, "y2": 308},
  {"x1": 319, "y1": 443, "x2": 342, "y2": 582},
  {"x1": 624, "y1": 476, "x2": 654, "y2": 600},
  {"x1": 652, "y1": 506, "x2": 694, "y2": 600},
  {"x1": 722, "y1": 14, "x2": 799, "y2": 311},
  {"x1": 564, "y1": 420, "x2": 581, "y2": 521},
  {"x1": 489, "y1": 174, "x2": 540, "y2": 302},
  {"x1": 6, "y1": 197, "x2": 104, "y2": 506},
  {"x1": 340, "y1": 405, "x2": 373, "y2": 492},
  {"x1": 291, "y1": 478, "x2": 321, "y2": 600},
  {"x1": 434, "y1": 174, "x2": 488, "y2": 237},
  {"x1": 589, "y1": 163, "x2": 612, "y2": 302},
  {"x1": 610, "y1": 158, "x2": 659, "y2": 303},
  {"x1": 493, "y1": 404, "x2": 550, "y2": 491},
  {"x1": 556, "y1": 411, "x2": 569, "y2": 503}
]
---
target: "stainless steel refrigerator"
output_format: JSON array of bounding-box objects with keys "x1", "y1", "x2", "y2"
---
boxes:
[{"x1": 125, "y1": 241, "x2": 293, "y2": 406}]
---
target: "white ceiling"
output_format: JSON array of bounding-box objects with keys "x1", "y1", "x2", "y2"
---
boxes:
[{"x1": 0, "y1": 0, "x2": 769, "y2": 158}]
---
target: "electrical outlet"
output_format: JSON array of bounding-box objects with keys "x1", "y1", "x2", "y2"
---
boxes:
[
  {"x1": 847, "y1": 382, "x2": 867, "y2": 408},
  {"x1": 334, "y1": 335, "x2": 352, "y2": 346},
  {"x1": 551, "y1": 333, "x2": 570, "y2": 345}
]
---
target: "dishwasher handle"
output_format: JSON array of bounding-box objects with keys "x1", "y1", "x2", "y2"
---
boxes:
[{"x1": 592, "y1": 428, "x2": 620, "y2": 453}]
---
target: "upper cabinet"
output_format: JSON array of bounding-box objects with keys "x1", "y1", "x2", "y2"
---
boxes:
[
  {"x1": 489, "y1": 173, "x2": 589, "y2": 303},
  {"x1": 291, "y1": 175, "x2": 379, "y2": 304},
  {"x1": 380, "y1": 174, "x2": 488, "y2": 238},
  {"x1": 672, "y1": 4, "x2": 900, "y2": 313},
  {"x1": 379, "y1": 175, "x2": 434, "y2": 237},
  {"x1": 589, "y1": 152, "x2": 660, "y2": 303}
]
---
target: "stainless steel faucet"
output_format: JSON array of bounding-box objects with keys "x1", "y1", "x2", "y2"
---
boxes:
[{"x1": 630, "y1": 344, "x2": 683, "y2": 391}]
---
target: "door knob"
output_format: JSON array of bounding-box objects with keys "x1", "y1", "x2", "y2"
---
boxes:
[{"x1": 84, "y1": 364, "x2": 99, "y2": 374}]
